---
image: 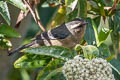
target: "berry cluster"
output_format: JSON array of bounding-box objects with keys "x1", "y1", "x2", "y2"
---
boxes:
[{"x1": 63, "y1": 55, "x2": 115, "y2": 80}]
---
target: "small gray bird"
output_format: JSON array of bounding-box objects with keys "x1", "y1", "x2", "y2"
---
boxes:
[{"x1": 8, "y1": 18, "x2": 87, "y2": 56}]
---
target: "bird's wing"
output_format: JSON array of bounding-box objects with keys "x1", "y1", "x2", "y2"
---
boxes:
[{"x1": 35, "y1": 24, "x2": 71, "y2": 40}]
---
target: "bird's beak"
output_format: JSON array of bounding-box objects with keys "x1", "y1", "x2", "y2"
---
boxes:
[{"x1": 82, "y1": 22, "x2": 88, "y2": 25}]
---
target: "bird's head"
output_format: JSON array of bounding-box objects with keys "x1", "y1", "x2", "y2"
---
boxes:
[{"x1": 66, "y1": 18, "x2": 88, "y2": 34}]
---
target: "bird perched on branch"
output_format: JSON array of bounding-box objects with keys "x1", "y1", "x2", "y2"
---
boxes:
[{"x1": 8, "y1": 18, "x2": 87, "y2": 56}]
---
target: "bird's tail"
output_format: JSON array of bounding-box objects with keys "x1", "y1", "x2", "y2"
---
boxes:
[{"x1": 8, "y1": 41, "x2": 36, "y2": 56}]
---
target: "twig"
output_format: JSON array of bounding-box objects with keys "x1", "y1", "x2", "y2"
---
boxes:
[
  {"x1": 34, "y1": 5, "x2": 40, "y2": 20},
  {"x1": 108, "y1": 0, "x2": 120, "y2": 15},
  {"x1": 23, "y1": 0, "x2": 46, "y2": 32}
]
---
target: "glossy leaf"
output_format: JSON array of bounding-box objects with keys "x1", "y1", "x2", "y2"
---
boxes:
[
  {"x1": 37, "y1": 59, "x2": 64, "y2": 80},
  {"x1": 14, "y1": 54, "x2": 50, "y2": 68},
  {"x1": 98, "y1": 43, "x2": 111, "y2": 58},
  {"x1": 66, "y1": 8, "x2": 78, "y2": 21},
  {"x1": 82, "y1": 45, "x2": 99, "y2": 60},
  {"x1": 91, "y1": 19, "x2": 99, "y2": 46},
  {"x1": 20, "y1": 69, "x2": 30, "y2": 80},
  {"x1": 109, "y1": 59, "x2": 120, "y2": 80},
  {"x1": 84, "y1": 18, "x2": 96, "y2": 45},
  {"x1": 65, "y1": 0, "x2": 78, "y2": 14},
  {"x1": 48, "y1": 6, "x2": 66, "y2": 29},
  {"x1": 108, "y1": 15, "x2": 119, "y2": 56},
  {"x1": 91, "y1": 19, "x2": 111, "y2": 46},
  {"x1": 23, "y1": 46, "x2": 77, "y2": 60},
  {"x1": 98, "y1": 28, "x2": 112, "y2": 46},
  {"x1": 47, "y1": 72, "x2": 65, "y2": 80},
  {"x1": 78, "y1": 0, "x2": 87, "y2": 18},
  {"x1": 44, "y1": 67, "x2": 63, "y2": 80},
  {"x1": 93, "y1": 16, "x2": 101, "y2": 27},
  {"x1": 0, "y1": 1, "x2": 10, "y2": 25},
  {"x1": 7, "y1": 0, "x2": 26, "y2": 11},
  {"x1": 0, "y1": 24, "x2": 21, "y2": 38},
  {"x1": 0, "y1": 34, "x2": 12, "y2": 49}
]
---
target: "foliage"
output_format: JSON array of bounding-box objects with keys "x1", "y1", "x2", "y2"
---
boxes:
[
  {"x1": 0, "y1": 24, "x2": 20, "y2": 50},
  {"x1": 0, "y1": 0, "x2": 120, "y2": 80}
]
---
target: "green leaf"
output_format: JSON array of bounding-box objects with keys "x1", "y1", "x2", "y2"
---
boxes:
[
  {"x1": 65, "y1": 0, "x2": 78, "y2": 14},
  {"x1": 14, "y1": 54, "x2": 50, "y2": 68},
  {"x1": 66, "y1": 8, "x2": 78, "y2": 21},
  {"x1": 91, "y1": 19, "x2": 111, "y2": 47},
  {"x1": 24, "y1": 46, "x2": 77, "y2": 60},
  {"x1": 7, "y1": 0, "x2": 26, "y2": 11},
  {"x1": 109, "y1": 59, "x2": 120, "y2": 80},
  {"x1": 81, "y1": 45, "x2": 99, "y2": 60},
  {"x1": 0, "y1": 1, "x2": 10, "y2": 25},
  {"x1": 0, "y1": 34, "x2": 12, "y2": 49},
  {"x1": 47, "y1": 72, "x2": 65, "y2": 80},
  {"x1": 78, "y1": 0, "x2": 87, "y2": 18},
  {"x1": 98, "y1": 43, "x2": 111, "y2": 58},
  {"x1": 93, "y1": 16, "x2": 101, "y2": 27},
  {"x1": 37, "y1": 59, "x2": 64, "y2": 80},
  {"x1": 98, "y1": 28, "x2": 112, "y2": 46},
  {"x1": 108, "y1": 16, "x2": 119, "y2": 56},
  {"x1": 91, "y1": 19, "x2": 99, "y2": 46},
  {"x1": 74, "y1": 44, "x2": 82, "y2": 52},
  {"x1": 20, "y1": 69, "x2": 30, "y2": 80},
  {"x1": 0, "y1": 24, "x2": 21, "y2": 38},
  {"x1": 84, "y1": 18, "x2": 96, "y2": 45},
  {"x1": 44, "y1": 67, "x2": 64, "y2": 80}
]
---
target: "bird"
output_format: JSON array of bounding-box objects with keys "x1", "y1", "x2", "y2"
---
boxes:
[{"x1": 8, "y1": 18, "x2": 88, "y2": 56}]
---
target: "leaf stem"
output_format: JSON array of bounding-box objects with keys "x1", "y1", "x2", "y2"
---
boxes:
[{"x1": 109, "y1": 63, "x2": 120, "y2": 76}]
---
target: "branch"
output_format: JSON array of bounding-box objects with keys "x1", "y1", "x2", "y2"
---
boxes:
[{"x1": 23, "y1": 0, "x2": 46, "y2": 32}]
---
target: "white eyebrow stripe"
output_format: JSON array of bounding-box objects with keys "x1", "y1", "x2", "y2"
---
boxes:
[{"x1": 71, "y1": 23, "x2": 81, "y2": 29}]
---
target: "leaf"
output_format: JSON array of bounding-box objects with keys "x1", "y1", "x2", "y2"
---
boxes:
[
  {"x1": 7, "y1": 0, "x2": 26, "y2": 11},
  {"x1": 0, "y1": 1, "x2": 10, "y2": 25},
  {"x1": 44, "y1": 67, "x2": 64, "y2": 80},
  {"x1": 78, "y1": 0, "x2": 87, "y2": 18},
  {"x1": 0, "y1": 34, "x2": 12, "y2": 49},
  {"x1": 98, "y1": 28, "x2": 112, "y2": 46},
  {"x1": 91, "y1": 19, "x2": 99, "y2": 46},
  {"x1": 66, "y1": 8, "x2": 78, "y2": 21},
  {"x1": 0, "y1": 24, "x2": 21, "y2": 38},
  {"x1": 65, "y1": 0, "x2": 78, "y2": 14},
  {"x1": 14, "y1": 54, "x2": 50, "y2": 68},
  {"x1": 108, "y1": 15, "x2": 119, "y2": 56},
  {"x1": 84, "y1": 18, "x2": 96, "y2": 45},
  {"x1": 20, "y1": 69, "x2": 30, "y2": 80},
  {"x1": 37, "y1": 59, "x2": 64, "y2": 80},
  {"x1": 81, "y1": 45, "x2": 99, "y2": 60},
  {"x1": 48, "y1": 6, "x2": 66, "y2": 29},
  {"x1": 47, "y1": 71, "x2": 65, "y2": 80},
  {"x1": 109, "y1": 59, "x2": 120, "y2": 80},
  {"x1": 23, "y1": 46, "x2": 77, "y2": 60},
  {"x1": 93, "y1": 16, "x2": 101, "y2": 27},
  {"x1": 98, "y1": 43, "x2": 111, "y2": 58},
  {"x1": 91, "y1": 19, "x2": 111, "y2": 47},
  {"x1": 45, "y1": 67, "x2": 62, "y2": 80}
]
